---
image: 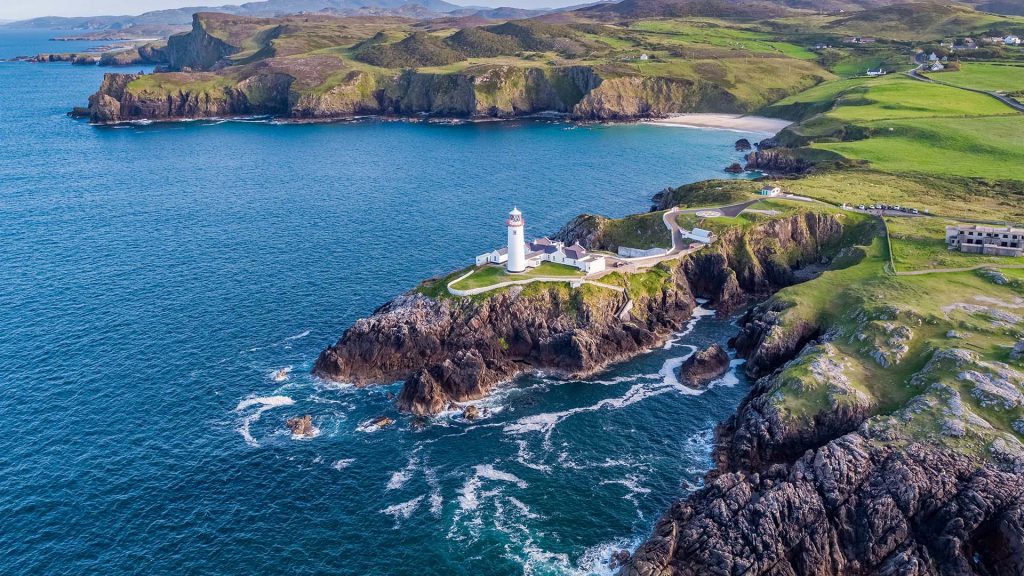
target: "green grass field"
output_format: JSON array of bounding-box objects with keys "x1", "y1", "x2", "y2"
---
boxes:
[
  {"x1": 824, "y1": 76, "x2": 1016, "y2": 122},
  {"x1": 627, "y1": 19, "x2": 818, "y2": 60},
  {"x1": 782, "y1": 171, "x2": 1024, "y2": 223},
  {"x1": 933, "y1": 63, "x2": 1024, "y2": 93},
  {"x1": 884, "y1": 216, "x2": 1018, "y2": 272},
  {"x1": 449, "y1": 262, "x2": 584, "y2": 290},
  {"x1": 815, "y1": 115, "x2": 1024, "y2": 180}
]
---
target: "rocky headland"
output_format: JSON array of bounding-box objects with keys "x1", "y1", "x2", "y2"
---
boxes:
[
  {"x1": 621, "y1": 238, "x2": 1024, "y2": 574},
  {"x1": 312, "y1": 210, "x2": 849, "y2": 415},
  {"x1": 72, "y1": 12, "x2": 831, "y2": 124}
]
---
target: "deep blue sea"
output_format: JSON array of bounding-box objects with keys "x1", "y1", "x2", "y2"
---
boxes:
[{"x1": 1, "y1": 30, "x2": 762, "y2": 575}]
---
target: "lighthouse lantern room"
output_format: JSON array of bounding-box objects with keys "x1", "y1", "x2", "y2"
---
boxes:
[{"x1": 506, "y1": 207, "x2": 526, "y2": 273}]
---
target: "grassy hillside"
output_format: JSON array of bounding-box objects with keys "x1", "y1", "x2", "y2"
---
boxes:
[{"x1": 760, "y1": 72, "x2": 1024, "y2": 180}]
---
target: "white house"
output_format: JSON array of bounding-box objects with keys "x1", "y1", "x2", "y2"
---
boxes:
[
  {"x1": 476, "y1": 247, "x2": 507, "y2": 266},
  {"x1": 682, "y1": 228, "x2": 715, "y2": 245},
  {"x1": 639, "y1": 53, "x2": 649, "y2": 60},
  {"x1": 1007, "y1": 35, "x2": 1022, "y2": 46},
  {"x1": 928, "y1": 52, "x2": 940, "y2": 62},
  {"x1": 759, "y1": 185, "x2": 782, "y2": 197},
  {"x1": 930, "y1": 62, "x2": 945, "y2": 72},
  {"x1": 867, "y1": 68, "x2": 887, "y2": 77}
]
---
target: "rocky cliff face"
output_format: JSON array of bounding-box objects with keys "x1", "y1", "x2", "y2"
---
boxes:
[
  {"x1": 314, "y1": 276, "x2": 694, "y2": 415},
  {"x1": 78, "y1": 61, "x2": 789, "y2": 124},
  {"x1": 313, "y1": 212, "x2": 848, "y2": 415},
  {"x1": 625, "y1": 433, "x2": 1023, "y2": 576},
  {"x1": 623, "y1": 288, "x2": 1024, "y2": 576},
  {"x1": 164, "y1": 14, "x2": 243, "y2": 71}
]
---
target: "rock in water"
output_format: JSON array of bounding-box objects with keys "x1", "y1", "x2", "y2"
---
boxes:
[
  {"x1": 462, "y1": 405, "x2": 480, "y2": 421},
  {"x1": 678, "y1": 343, "x2": 730, "y2": 388},
  {"x1": 286, "y1": 415, "x2": 315, "y2": 437},
  {"x1": 735, "y1": 138, "x2": 751, "y2": 151},
  {"x1": 724, "y1": 162, "x2": 743, "y2": 174},
  {"x1": 371, "y1": 416, "x2": 394, "y2": 428}
]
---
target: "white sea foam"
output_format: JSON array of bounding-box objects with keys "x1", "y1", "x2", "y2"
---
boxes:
[
  {"x1": 331, "y1": 459, "x2": 355, "y2": 470},
  {"x1": 458, "y1": 474, "x2": 482, "y2": 511},
  {"x1": 507, "y1": 497, "x2": 540, "y2": 520},
  {"x1": 380, "y1": 496, "x2": 424, "y2": 526},
  {"x1": 285, "y1": 330, "x2": 311, "y2": 340},
  {"x1": 234, "y1": 395, "x2": 295, "y2": 447},
  {"x1": 424, "y1": 466, "x2": 443, "y2": 516},
  {"x1": 572, "y1": 536, "x2": 645, "y2": 576},
  {"x1": 476, "y1": 464, "x2": 527, "y2": 488},
  {"x1": 504, "y1": 366, "x2": 695, "y2": 440},
  {"x1": 387, "y1": 470, "x2": 411, "y2": 490}
]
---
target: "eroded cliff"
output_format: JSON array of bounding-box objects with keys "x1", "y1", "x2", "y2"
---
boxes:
[{"x1": 312, "y1": 211, "x2": 850, "y2": 415}]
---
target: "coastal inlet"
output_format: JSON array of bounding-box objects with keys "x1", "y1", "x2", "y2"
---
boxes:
[{"x1": 0, "y1": 39, "x2": 767, "y2": 575}]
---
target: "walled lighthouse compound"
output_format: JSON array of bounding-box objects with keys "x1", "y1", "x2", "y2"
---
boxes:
[{"x1": 477, "y1": 207, "x2": 607, "y2": 274}]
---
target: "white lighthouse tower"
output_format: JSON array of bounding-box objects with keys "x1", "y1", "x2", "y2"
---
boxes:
[{"x1": 506, "y1": 207, "x2": 526, "y2": 273}]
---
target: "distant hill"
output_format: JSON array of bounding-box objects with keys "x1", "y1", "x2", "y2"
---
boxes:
[
  {"x1": 576, "y1": 0, "x2": 1024, "y2": 19},
  {"x1": 3, "y1": 0, "x2": 466, "y2": 31}
]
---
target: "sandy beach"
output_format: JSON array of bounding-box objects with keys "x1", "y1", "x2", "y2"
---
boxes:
[{"x1": 644, "y1": 113, "x2": 792, "y2": 134}]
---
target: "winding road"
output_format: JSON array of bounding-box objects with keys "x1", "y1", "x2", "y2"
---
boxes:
[{"x1": 906, "y1": 68, "x2": 1024, "y2": 113}]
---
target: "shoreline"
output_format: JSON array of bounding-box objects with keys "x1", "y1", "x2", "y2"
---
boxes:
[
  {"x1": 78, "y1": 111, "x2": 786, "y2": 135},
  {"x1": 643, "y1": 113, "x2": 792, "y2": 134}
]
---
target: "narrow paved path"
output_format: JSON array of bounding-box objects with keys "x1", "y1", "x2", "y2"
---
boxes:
[
  {"x1": 448, "y1": 198, "x2": 769, "y2": 296},
  {"x1": 906, "y1": 69, "x2": 1024, "y2": 113}
]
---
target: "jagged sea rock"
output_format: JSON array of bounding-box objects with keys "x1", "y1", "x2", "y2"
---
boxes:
[
  {"x1": 724, "y1": 162, "x2": 743, "y2": 174},
  {"x1": 286, "y1": 415, "x2": 316, "y2": 437},
  {"x1": 744, "y1": 148, "x2": 811, "y2": 175},
  {"x1": 677, "y1": 343, "x2": 730, "y2": 389},
  {"x1": 462, "y1": 405, "x2": 480, "y2": 421},
  {"x1": 371, "y1": 416, "x2": 395, "y2": 428},
  {"x1": 735, "y1": 138, "x2": 751, "y2": 151},
  {"x1": 623, "y1": 436, "x2": 1024, "y2": 576}
]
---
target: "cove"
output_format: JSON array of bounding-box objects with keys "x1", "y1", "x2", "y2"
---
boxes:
[{"x1": 2, "y1": 29, "x2": 758, "y2": 576}]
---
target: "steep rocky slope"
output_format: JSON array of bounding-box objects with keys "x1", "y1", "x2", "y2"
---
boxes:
[
  {"x1": 73, "y1": 12, "x2": 831, "y2": 123},
  {"x1": 313, "y1": 211, "x2": 850, "y2": 414},
  {"x1": 623, "y1": 226, "x2": 1024, "y2": 576}
]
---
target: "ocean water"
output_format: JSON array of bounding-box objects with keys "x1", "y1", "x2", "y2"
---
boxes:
[{"x1": 0, "y1": 30, "x2": 760, "y2": 575}]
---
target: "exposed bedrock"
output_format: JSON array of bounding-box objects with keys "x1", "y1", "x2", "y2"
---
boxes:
[
  {"x1": 677, "y1": 343, "x2": 730, "y2": 389},
  {"x1": 315, "y1": 276, "x2": 693, "y2": 416},
  {"x1": 624, "y1": 434, "x2": 1024, "y2": 576},
  {"x1": 313, "y1": 213, "x2": 848, "y2": 415},
  {"x1": 623, "y1": 275, "x2": 1024, "y2": 576},
  {"x1": 79, "y1": 62, "x2": 785, "y2": 124}
]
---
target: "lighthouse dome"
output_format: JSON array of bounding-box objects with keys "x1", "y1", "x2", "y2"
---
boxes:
[{"x1": 507, "y1": 207, "x2": 524, "y2": 226}]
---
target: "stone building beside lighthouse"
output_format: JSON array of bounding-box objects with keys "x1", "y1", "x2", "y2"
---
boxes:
[{"x1": 476, "y1": 207, "x2": 606, "y2": 275}]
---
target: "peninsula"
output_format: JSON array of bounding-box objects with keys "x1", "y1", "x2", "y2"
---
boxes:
[{"x1": 310, "y1": 2, "x2": 1024, "y2": 564}]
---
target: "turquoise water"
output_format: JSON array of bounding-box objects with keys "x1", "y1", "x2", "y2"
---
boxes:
[{"x1": 1, "y1": 30, "x2": 759, "y2": 575}]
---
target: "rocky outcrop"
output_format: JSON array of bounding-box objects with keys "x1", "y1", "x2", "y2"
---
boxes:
[
  {"x1": 164, "y1": 14, "x2": 243, "y2": 71},
  {"x1": 315, "y1": 273, "x2": 693, "y2": 415},
  {"x1": 745, "y1": 148, "x2": 812, "y2": 175},
  {"x1": 624, "y1": 300, "x2": 1024, "y2": 576},
  {"x1": 314, "y1": 212, "x2": 850, "y2": 415},
  {"x1": 285, "y1": 415, "x2": 316, "y2": 437},
  {"x1": 677, "y1": 343, "x2": 730, "y2": 389},
  {"x1": 80, "y1": 71, "x2": 293, "y2": 123},
  {"x1": 684, "y1": 212, "x2": 845, "y2": 315},
  {"x1": 624, "y1": 435, "x2": 1024, "y2": 576}
]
